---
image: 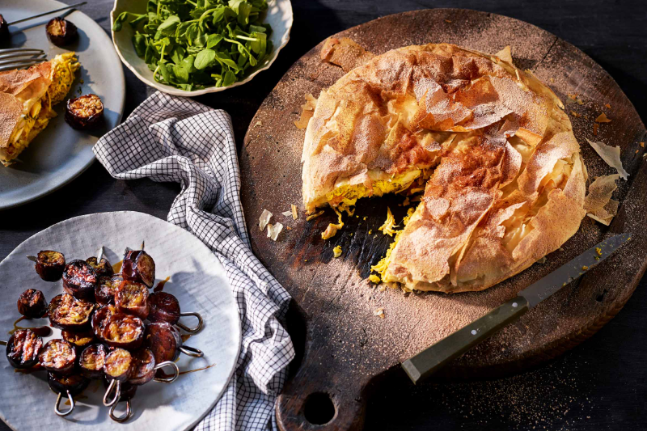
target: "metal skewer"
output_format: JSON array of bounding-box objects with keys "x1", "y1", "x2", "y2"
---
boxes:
[{"x1": 7, "y1": 2, "x2": 87, "y2": 26}]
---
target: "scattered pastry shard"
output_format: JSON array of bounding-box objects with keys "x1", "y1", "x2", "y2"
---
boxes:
[
  {"x1": 301, "y1": 42, "x2": 588, "y2": 293},
  {"x1": 586, "y1": 138, "x2": 629, "y2": 180},
  {"x1": 584, "y1": 174, "x2": 620, "y2": 225}
]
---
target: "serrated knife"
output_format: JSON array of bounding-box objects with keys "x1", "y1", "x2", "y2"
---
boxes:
[{"x1": 401, "y1": 232, "x2": 632, "y2": 384}]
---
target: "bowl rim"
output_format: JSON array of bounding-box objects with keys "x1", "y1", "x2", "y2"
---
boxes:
[{"x1": 110, "y1": 0, "x2": 293, "y2": 97}]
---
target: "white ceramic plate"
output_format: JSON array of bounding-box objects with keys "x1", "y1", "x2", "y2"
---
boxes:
[
  {"x1": 0, "y1": 211, "x2": 241, "y2": 431},
  {"x1": 0, "y1": 0, "x2": 126, "y2": 210},
  {"x1": 110, "y1": 0, "x2": 293, "y2": 96}
]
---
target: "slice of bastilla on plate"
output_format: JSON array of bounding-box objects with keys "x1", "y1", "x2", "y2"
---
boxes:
[{"x1": 0, "y1": 52, "x2": 79, "y2": 165}]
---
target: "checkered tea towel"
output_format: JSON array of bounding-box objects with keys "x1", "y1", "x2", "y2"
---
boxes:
[{"x1": 94, "y1": 91, "x2": 295, "y2": 431}]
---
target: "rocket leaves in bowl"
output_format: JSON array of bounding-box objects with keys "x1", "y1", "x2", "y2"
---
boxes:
[{"x1": 113, "y1": 0, "x2": 273, "y2": 91}]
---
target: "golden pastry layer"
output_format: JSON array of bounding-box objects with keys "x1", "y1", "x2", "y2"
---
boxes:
[{"x1": 301, "y1": 43, "x2": 587, "y2": 292}]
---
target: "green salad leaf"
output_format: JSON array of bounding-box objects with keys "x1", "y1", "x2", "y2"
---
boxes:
[{"x1": 113, "y1": 0, "x2": 273, "y2": 90}]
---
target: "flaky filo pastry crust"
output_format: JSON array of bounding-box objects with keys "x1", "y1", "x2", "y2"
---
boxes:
[{"x1": 301, "y1": 43, "x2": 587, "y2": 293}]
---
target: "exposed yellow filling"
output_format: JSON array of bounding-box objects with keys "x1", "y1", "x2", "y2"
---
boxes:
[{"x1": 371, "y1": 207, "x2": 416, "y2": 283}]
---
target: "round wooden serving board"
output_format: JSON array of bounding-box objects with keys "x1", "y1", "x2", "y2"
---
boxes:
[{"x1": 240, "y1": 9, "x2": 647, "y2": 431}]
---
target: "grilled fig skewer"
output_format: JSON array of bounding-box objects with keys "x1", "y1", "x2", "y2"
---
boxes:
[
  {"x1": 48, "y1": 293, "x2": 95, "y2": 331},
  {"x1": 146, "y1": 322, "x2": 203, "y2": 371},
  {"x1": 129, "y1": 348, "x2": 179, "y2": 386},
  {"x1": 62, "y1": 330, "x2": 94, "y2": 353},
  {"x1": 87, "y1": 255, "x2": 113, "y2": 278},
  {"x1": 148, "y1": 291, "x2": 204, "y2": 334},
  {"x1": 95, "y1": 275, "x2": 122, "y2": 306},
  {"x1": 6, "y1": 329, "x2": 43, "y2": 369},
  {"x1": 121, "y1": 249, "x2": 155, "y2": 288},
  {"x1": 79, "y1": 344, "x2": 109, "y2": 379},
  {"x1": 35, "y1": 250, "x2": 65, "y2": 281},
  {"x1": 17, "y1": 289, "x2": 47, "y2": 318},
  {"x1": 115, "y1": 280, "x2": 150, "y2": 319},
  {"x1": 103, "y1": 348, "x2": 134, "y2": 407},
  {"x1": 38, "y1": 339, "x2": 77, "y2": 375},
  {"x1": 48, "y1": 372, "x2": 89, "y2": 417},
  {"x1": 103, "y1": 379, "x2": 137, "y2": 423},
  {"x1": 66, "y1": 94, "x2": 104, "y2": 130},
  {"x1": 46, "y1": 17, "x2": 78, "y2": 46},
  {"x1": 98, "y1": 313, "x2": 145, "y2": 350},
  {"x1": 62, "y1": 260, "x2": 98, "y2": 300}
]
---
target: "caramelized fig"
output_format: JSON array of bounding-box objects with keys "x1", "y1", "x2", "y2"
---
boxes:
[
  {"x1": 63, "y1": 260, "x2": 98, "y2": 300},
  {"x1": 48, "y1": 293, "x2": 95, "y2": 331},
  {"x1": 95, "y1": 275, "x2": 122, "y2": 306},
  {"x1": 65, "y1": 94, "x2": 104, "y2": 129},
  {"x1": 35, "y1": 250, "x2": 65, "y2": 281},
  {"x1": 122, "y1": 249, "x2": 155, "y2": 288},
  {"x1": 79, "y1": 344, "x2": 109, "y2": 379},
  {"x1": 0, "y1": 15, "x2": 10, "y2": 47},
  {"x1": 17, "y1": 289, "x2": 47, "y2": 318},
  {"x1": 62, "y1": 329, "x2": 94, "y2": 352},
  {"x1": 91, "y1": 304, "x2": 116, "y2": 338},
  {"x1": 104, "y1": 348, "x2": 134, "y2": 382},
  {"x1": 115, "y1": 280, "x2": 150, "y2": 319},
  {"x1": 6, "y1": 329, "x2": 43, "y2": 369},
  {"x1": 147, "y1": 292, "x2": 180, "y2": 325},
  {"x1": 129, "y1": 348, "x2": 157, "y2": 386},
  {"x1": 87, "y1": 255, "x2": 113, "y2": 278},
  {"x1": 145, "y1": 322, "x2": 182, "y2": 363},
  {"x1": 38, "y1": 339, "x2": 76, "y2": 375},
  {"x1": 99, "y1": 313, "x2": 145, "y2": 350},
  {"x1": 48, "y1": 372, "x2": 89, "y2": 397},
  {"x1": 46, "y1": 17, "x2": 78, "y2": 47}
]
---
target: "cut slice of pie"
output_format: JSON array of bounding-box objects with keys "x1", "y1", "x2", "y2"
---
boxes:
[{"x1": 301, "y1": 43, "x2": 587, "y2": 293}]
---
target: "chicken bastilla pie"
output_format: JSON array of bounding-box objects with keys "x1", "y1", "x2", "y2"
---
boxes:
[{"x1": 301, "y1": 43, "x2": 587, "y2": 293}]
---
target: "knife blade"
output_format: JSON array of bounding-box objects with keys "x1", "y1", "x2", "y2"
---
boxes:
[{"x1": 401, "y1": 233, "x2": 632, "y2": 384}]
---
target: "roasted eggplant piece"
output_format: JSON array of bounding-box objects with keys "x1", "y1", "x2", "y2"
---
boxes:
[
  {"x1": 17, "y1": 289, "x2": 47, "y2": 318},
  {"x1": 35, "y1": 250, "x2": 66, "y2": 281},
  {"x1": 62, "y1": 260, "x2": 98, "y2": 300},
  {"x1": 95, "y1": 275, "x2": 122, "y2": 306},
  {"x1": 91, "y1": 304, "x2": 116, "y2": 338},
  {"x1": 48, "y1": 371, "x2": 89, "y2": 397},
  {"x1": 6, "y1": 329, "x2": 43, "y2": 369},
  {"x1": 46, "y1": 17, "x2": 78, "y2": 47},
  {"x1": 0, "y1": 14, "x2": 9, "y2": 46},
  {"x1": 104, "y1": 348, "x2": 134, "y2": 382},
  {"x1": 128, "y1": 348, "x2": 156, "y2": 386},
  {"x1": 62, "y1": 330, "x2": 94, "y2": 352},
  {"x1": 122, "y1": 249, "x2": 155, "y2": 288},
  {"x1": 147, "y1": 292, "x2": 180, "y2": 324},
  {"x1": 146, "y1": 322, "x2": 203, "y2": 367},
  {"x1": 38, "y1": 339, "x2": 76, "y2": 375},
  {"x1": 99, "y1": 313, "x2": 145, "y2": 350},
  {"x1": 65, "y1": 94, "x2": 104, "y2": 129},
  {"x1": 48, "y1": 293, "x2": 95, "y2": 331},
  {"x1": 115, "y1": 280, "x2": 150, "y2": 319},
  {"x1": 79, "y1": 344, "x2": 109, "y2": 379},
  {"x1": 87, "y1": 256, "x2": 113, "y2": 278},
  {"x1": 145, "y1": 322, "x2": 182, "y2": 363}
]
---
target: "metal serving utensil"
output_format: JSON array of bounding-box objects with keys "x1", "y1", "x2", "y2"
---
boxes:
[
  {"x1": 402, "y1": 233, "x2": 632, "y2": 384},
  {"x1": 177, "y1": 312, "x2": 204, "y2": 334},
  {"x1": 53, "y1": 390, "x2": 75, "y2": 417},
  {"x1": 6, "y1": 2, "x2": 87, "y2": 26}
]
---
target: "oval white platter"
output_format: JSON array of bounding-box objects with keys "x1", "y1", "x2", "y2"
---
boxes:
[{"x1": 0, "y1": 211, "x2": 241, "y2": 431}]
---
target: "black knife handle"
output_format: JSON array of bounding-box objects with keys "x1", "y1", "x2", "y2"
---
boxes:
[{"x1": 401, "y1": 296, "x2": 530, "y2": 384}]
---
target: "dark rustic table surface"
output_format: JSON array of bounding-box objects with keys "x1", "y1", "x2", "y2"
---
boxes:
[{"x1": 1, "y1": 0, "x2": 646, "y2": 430}]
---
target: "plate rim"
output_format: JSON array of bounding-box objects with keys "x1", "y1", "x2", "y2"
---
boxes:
[
  {"x1": 0, "y1": 0, "x2": 126, "y2": 211},
  {"x1": 109, "y1": 0, "x2": 294, "y2": 97},
  {"x1": 0, "y1": 210, "x2": 242, "y2": 430}
]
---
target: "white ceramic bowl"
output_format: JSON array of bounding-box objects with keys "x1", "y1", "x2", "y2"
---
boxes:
[{"x1": 110, "y1": 0, "x2": 293, "y2": 96}]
